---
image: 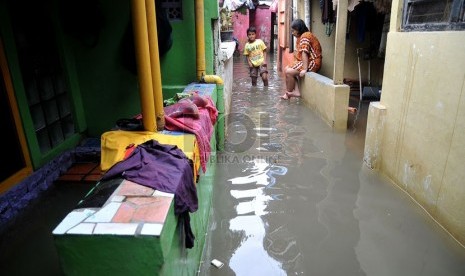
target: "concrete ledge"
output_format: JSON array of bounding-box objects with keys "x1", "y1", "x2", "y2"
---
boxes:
[
  {"x1": 363, "y1": 102, "x2": 386, "y2": 170},
  {"x1": 300, "y1": 72, "x2": 350, "y2": 130},
  {"x1": 53, "y1": 144, "x2": 216, "y2": 275}
]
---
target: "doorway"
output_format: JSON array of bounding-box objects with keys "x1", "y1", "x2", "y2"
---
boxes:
[{"x1": 0, "y1": 39, "x2": 32, "y2": 193}]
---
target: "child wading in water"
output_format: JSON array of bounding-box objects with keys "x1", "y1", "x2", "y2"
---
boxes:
[{"x1": 243, "y1": 27, "x2": 268, "y2": 86}]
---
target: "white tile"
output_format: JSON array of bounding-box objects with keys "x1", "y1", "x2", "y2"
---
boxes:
[
  {"x1": 52, "y1": 209, "x2": 96, "y2": 235},
  {"x1": 93, "y1": 223, "x2": 138, "y2": 235},
  {"x1": 111, "y1": 195, "x2": 125, "y2": 202},
  {"x1": 253, "y1": 127, "x2": 275, "y2": 131},
  {"x1": 140, "y1": 223, "x2": 164, "y2": 236},
  {"x1": 84, "y1": 202, "x2": 121, "y2": 223},
  {"x1": 153, "y1": 190, "x2": 174, "y2": 198},
  {"x1": 67, "y1": 223, "x2": 96, "y2": 235}
]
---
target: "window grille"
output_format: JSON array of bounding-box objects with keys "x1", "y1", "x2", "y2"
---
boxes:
[
  {"x1": 403, "y1": 0, "x2": 465, "y2": 31},
  {"x1": 161, "y1": 0, "x2": 182, "y2": 21}
]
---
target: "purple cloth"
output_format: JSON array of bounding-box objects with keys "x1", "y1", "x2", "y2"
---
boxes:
[{"x1": 101, "y1": 140, "x2": 197, "y2": 248}]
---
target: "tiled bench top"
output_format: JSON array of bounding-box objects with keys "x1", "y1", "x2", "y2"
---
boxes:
[
  {"x1": 53, "y1": 179, "x2": 174, "y2": 237},
  {"x1": 54, "y1": 131, "x2": 199, "y2": 237},
  {"x1": 53, "y1": 92, "x2": 218, "y2": 275},
  {"x1": 183, "y1": 82, "x2": 216, "y2": 97}
]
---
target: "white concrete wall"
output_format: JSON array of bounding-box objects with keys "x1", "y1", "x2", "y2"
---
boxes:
[
  {"x1": 219, "y1": 42, "x2": 236, "y2": 130},
  {"x1": 365, "y1": 30, "x2": 465, "y2": 245}
]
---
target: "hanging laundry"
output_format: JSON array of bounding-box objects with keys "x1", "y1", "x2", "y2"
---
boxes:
[
  {"x1": 223, "y1": 0, "x2": 255, "y2": 11},
  {"x1": 348, "y1": 0, "x2": 361, "y2": 12},
  {"x1": 321, "y1": 0, "x2": 336, "y2": 36}
]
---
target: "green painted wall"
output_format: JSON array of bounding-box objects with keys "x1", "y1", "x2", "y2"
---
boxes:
[
  {"x1": 69, "y1": 0, "x2": 140, "y2": 137},
  {"x1": 160, "y1": 0, "x2": 219, "y2": 99},
  {"x1": 55, "y1": 235, "x2": 164, "y2": 276},
  {"x1": 0, "y1": 0, "x2": 220, "y2": 166},
  {"x1": 159, "y1": 1, "x2": 196, "y2": 97},
  {"x1": 73, "y1": 0, "x2": 219, "y2": 136},
  {"x1": 204, "y1": 0, "x2": 217, "y2": 76},
  {"x1": 160, "y1": 157, "x2": 216, "y2": 275}
]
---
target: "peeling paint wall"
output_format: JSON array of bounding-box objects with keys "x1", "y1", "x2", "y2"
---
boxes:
[
  {"x1": 253, "y1": 7, "x2": 272, "y2": 51},
  {"x1": 368, "y1": 29, "x2": 465, "y2": 245},
  {"x1": 232, "y1": 10, "x2": 249, "y2": 53},
  {"x1": 233, "y1": 7, "x2": 272, "y2": 54}
]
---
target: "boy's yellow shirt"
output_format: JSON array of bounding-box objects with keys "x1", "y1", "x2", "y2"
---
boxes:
[{"x1": 243, "y1": 39, "x2": 267, "y2": 67}]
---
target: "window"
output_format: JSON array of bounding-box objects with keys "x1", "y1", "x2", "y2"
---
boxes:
[
  {"x1": 10, "y1": 0, "x2": 76, "y2": 154},
  {"x1": 403, "y1": 0, "x2": 465, "y2": 31},
  {"x1": 161, "y1": 0, "x2": 183, "y2": 21}
]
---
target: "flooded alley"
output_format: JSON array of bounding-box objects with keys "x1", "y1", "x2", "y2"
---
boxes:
[
  {"x1": 0, "y1": 52, "x2": 464, "y2": 276},
  {"x1": 199, "y1": 55, "x2": 465, "y2": 275}
]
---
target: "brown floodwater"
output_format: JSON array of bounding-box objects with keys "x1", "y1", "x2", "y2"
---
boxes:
[{"x1": 199, "y1": 54, "x2": 465, "y2": 276}]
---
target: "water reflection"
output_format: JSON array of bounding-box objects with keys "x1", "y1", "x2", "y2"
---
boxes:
[
  {"x1": 228, "y1": 158, "x2": 287, "y2": 275},
  {"x1": 229, "y1": 159, "x2": 287, "y2": 187},
  {"x1": 229, "y1": 215, "x2": 286, "y2": 275},
  {"x1": 220, "y1": 55, "x2": 305, "y2": 275}
]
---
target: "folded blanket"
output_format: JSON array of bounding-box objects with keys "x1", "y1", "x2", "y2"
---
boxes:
[
  {"x1": 164, "y1": 96, "x2": 218, "y2": 172},
  {"x1": 164, "y1": 98, "x2": 199, "y2": 119}
]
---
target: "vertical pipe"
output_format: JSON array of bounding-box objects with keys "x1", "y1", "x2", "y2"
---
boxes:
[
  {"x1": 131, "y1": 0, "x2": 156, "y2": 131},
  {"x1": 145, "y1": 0, "x2": 165, "y2": 130},
  {"x1": 195, "y1": 0, "x2": 206, "y2": 80},
  {"x1": 332, "y1": 0, "x2": 348, "y2": 85},
  {"x1": 304, "y1": 0, "x2": 311, "y2": 28}
]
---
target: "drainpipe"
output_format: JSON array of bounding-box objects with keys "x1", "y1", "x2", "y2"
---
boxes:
[
  {"x1": 195, "y1": 0, "x2": 206, "y2": 80},
  {"x1": 131, "y1": 0, "x2": 156, "y2": 131},
  {"x1": 195, "y1": 0, "x2": 224, "y2": 85},
  {"x1": 202, "y1": 74, "x2": 224, "y2": 85},
  {"x1": 145, "y1": 0, "x2": 165, "y2": 130},
  {"x1": 195, "y1": 0, "x2": 224, "y2": 124}
]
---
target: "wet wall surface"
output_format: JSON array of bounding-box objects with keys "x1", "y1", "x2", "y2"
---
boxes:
[{"x1": 200, "y1": 56, "x2": 465, "y2": 275}]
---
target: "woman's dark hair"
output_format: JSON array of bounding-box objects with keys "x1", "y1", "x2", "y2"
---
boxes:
[
  {"x1": 246, "y1": 26, "x2": 257, "y2": 34},
  {"x1": 291, "y1": 19, "x2": 309, "y2": 35}
]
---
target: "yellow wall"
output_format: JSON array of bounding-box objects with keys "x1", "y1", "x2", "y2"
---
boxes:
[
  {"x1": 368, "y1": 29, "x2": 465, "y2": 245},
  {"x1": 300, "y1": 72, "x2": 349, "y2": 130}
]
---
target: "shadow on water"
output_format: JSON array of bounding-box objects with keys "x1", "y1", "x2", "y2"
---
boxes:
[
  {"x1": 0, "y1": 182, "x2": 94, "y2": 275},
  {"x1": 200, "y1": 55, "x2": 465, "y2": 275}
]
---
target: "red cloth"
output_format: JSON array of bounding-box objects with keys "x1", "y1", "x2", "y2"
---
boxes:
[
  {"x1": 164, "y1": 99, "x2": 199, "y2": 119},
  {"x1": 164, "y1": 96, "x2": 218, "y2": 172}
]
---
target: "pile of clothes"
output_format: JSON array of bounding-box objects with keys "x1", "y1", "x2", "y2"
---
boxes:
[
  {"x1": 101, "y1": 92, "x2": 218, "y2": 249},
  {"x1": 164, "y1": 92, "x2": 218, "y2": 173}
]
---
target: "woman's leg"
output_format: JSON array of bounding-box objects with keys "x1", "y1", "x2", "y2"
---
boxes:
[
  {"x1": 281, "y1": 67, "x2": 300, "y2": 99},
  {"x1": 285, "y1": 67, "x2": 299, "y2": 92}
]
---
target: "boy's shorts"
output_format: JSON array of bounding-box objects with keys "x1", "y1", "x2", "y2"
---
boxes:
[{"x1": 250, "y1": 64, "x2": 268, "y2": 78}]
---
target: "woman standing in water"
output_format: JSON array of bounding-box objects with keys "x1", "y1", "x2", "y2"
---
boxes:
[{"x1": 281, "y1": 19, "x2": 322, "y2": 100}]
